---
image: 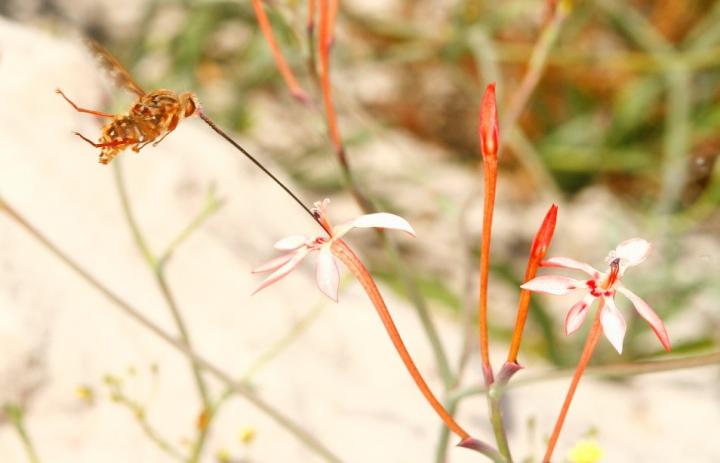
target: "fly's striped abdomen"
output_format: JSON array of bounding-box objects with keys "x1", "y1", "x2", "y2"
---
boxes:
[{"x1": 98, "y1": 115, "x2": 145, "y2": 164}]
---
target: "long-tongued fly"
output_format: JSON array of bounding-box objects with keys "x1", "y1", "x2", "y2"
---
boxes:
[{"x1": 56, "y1": 40, "x2": 198, "y2": 164}]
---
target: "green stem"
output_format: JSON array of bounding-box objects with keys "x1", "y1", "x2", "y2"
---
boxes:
[
  {"x1": 5, "y1": 404, "x2": 41, "y2": 463},
  {"x1": 488, "y1": 384, "x2": 512, "y2": 462},
  {"x1": 112, "y1": 162, "x2": 211, "y2": 407},
  {"x1": 0, "y1": 197, "x2": 343, "y2": 463}
]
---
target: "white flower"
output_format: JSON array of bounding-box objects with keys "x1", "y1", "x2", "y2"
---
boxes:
[
  {"x1": 252, "y1": 199, "x2": 415, "y2": 301},
  {"x1": 521, "y1": 238, "x2": 670, "y2": 354}
]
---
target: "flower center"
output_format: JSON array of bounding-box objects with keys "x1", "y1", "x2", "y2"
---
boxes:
[{"x1": 604, "y1": 258, "x2": 620, "y2": 289}]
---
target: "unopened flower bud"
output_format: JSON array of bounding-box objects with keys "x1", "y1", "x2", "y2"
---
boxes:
[{"x1": 478, "y1": 83, "x2": 499, "y2": 160}]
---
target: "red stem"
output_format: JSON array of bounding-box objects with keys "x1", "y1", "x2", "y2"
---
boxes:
[
  {"x1": 251, "y1": 0, "x2": 309, "y2": 103},
  {"x1": 331, "y1": 239, "x2": 471, "y2": 441},
  {"x1": 318, "y1": 0, "x2": 345, "y2": 159},
  {"x1": 507, "y1": 204, "x2": 557, "y2": 364},
  {"x1": 542, "y1": 301, "x2": 604, "y2": 462},
  {"x1": 478, "y1": 156, "x2": 498, "y2": 384}
]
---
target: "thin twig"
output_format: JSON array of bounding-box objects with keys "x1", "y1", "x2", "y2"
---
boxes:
[
  {"x1": 0, "y1": 197, "x2": 344, "y2": 463},
  {"x1": 113, "y1": 162, "x2": 212, "y2": 463},
  {"x1": 450, "y1": 350, "x2": 720, "y2": 403},
  {"x1": 500, "y1": 2, "x2": 568, "y2": 147}
]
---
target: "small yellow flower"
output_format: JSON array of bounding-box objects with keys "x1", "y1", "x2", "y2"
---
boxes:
[
  {"x1": 567, "y1": 438, "x2": 604, "y2": 463},
  {"x1": 215, "y1": 449, "x2": 231, "y2": 462},
  {"x1": 75, "y1": 385, "x2": 95, "y2": 404},
  {"x1": 239, "y1": 425, "x2": 256, "y2": 445}
]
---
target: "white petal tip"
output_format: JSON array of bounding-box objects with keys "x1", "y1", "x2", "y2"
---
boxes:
[{"x1": 351, "y1": 213, "x2": 416, "y2": 236}]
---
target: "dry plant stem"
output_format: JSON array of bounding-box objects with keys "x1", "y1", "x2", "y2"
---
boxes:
[
  {"x1": 542, "y1": 303, "x2": 604, "y2": 463},
  {"x1": 0, "y1": 198, "x2": 343, "y2": 463},
  {"x1": 209, "y1": 303, "x2": 328, "y2": 424},
  {"x1": 478, "y1": 155, "x2": 498, "y2": 384},
  {"x1": 251, "y1": 0, "x2": 309, "y2": 103},
  {"x1": 329, "y1": 240, "x2": 492, "y2": 452},
  {"x1": 500, "y1": 4, "x2": 566, "y2": 145},
  {"x1": 452, "y1": 351, "x2": 720, "y2": 402}
]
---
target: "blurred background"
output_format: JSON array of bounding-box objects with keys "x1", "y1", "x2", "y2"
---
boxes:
[{"x1": 0, "y1": 0, "x2": 718, "y2": 462}]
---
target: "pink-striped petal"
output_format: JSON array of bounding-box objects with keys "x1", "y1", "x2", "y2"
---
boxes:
[
  {"x1": 613, "y1": 238, "x2": 652, "y2": 268},
  {"x1": 564, "y1": 293, "x2": 595, "y2": 335},
  {"x1": 315, "y1": 246, "x2": 340, "y2": 302},
  {"x1": 347, "y1": 213, "x2": 416, "y2": 236},
  {"x1": 601, "y1": 297, "x2": 627, "y2": 354},
  {"x1": 274, "y1": 235, "x2": 309, "y2": 250},
  {"x1": 252, "y1": 248, "x2": 310, "y2": 295},
  {"x1": 543, "y1": 257, "x2": 600, "y2": 277},
  {"x1": 252, "y1": 251, "x2": 296, "y2": 274},
  {"x1": 521, "y1": 275, "x2": 583, "y2": 295},
  {"x1": 617, "y1": 284, "x2": 671, "y2": 351}
]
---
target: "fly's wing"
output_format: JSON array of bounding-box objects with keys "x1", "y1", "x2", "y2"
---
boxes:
[{"x1": 85, "y1": 39, "x2": 146, "y2": 96}]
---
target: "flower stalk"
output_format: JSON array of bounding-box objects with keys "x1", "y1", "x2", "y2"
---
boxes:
[
  {"x1": 477, "y1": 83, "x2": 499, "y2": 385},
  {"x1": 505, "y1": 204, "x2": 558, "y2": 366},
  {"x1": 251, "y1": 0, "x2": 309, "y2": 103},
  {"x1": 542, "y1": 301, "x2": 604, "y2": 463},
  {"x1": 330, "y1": 239, "x2": 503, "y2": 462}
]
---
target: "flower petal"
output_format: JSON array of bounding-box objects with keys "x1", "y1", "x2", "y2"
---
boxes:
[
  {"x1": 543, "y1": 257, "x2": 599, "y2": 277},
  {"x1": 315, "y1": 246, "x2": 340, "y2": 302},
  {"x1": 521, "y1": 275, "x2": 583, "y2": 295},
  {"x1": 252, "y1": 248, "x2": 310, "y2": 295},
  {"x1": 613, "y1": 238, "x2": 652, "y2": 268},
  {"x1": 252, "y1": 251, "x2": 296, "y2": 273},
  {"x1": 274, "y1": 235, "x2": 309, "y2": 250},
  {"x1": 617, "y1": 284, "x2": 671, "y2": 351},
  {"x1": 600, "y1": 297, "x2": 627, "y2": 354},
  {"x1": 564, "y1": 293, "x2": 595, "y2": 336},
  {"x1": 343, "y1": 213, "x2": 416, "y2": 237}
]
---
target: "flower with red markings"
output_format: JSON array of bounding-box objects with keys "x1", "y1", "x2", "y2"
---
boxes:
[
  {"x1": 521, "y1": 238, "x2": 670, "y2": 354},
  {"x1": 252, "y1": 199, "x2": 415, "y2": 301}
]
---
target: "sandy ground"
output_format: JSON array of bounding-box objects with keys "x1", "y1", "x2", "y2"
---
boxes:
[{"x1": 0, "y1": 17, "x2": 719, "y2": 463}]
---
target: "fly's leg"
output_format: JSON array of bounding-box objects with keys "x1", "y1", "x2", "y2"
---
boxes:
[
  {"x1": 132, "y1": 129, "x2": 173, "y2": 153},
  {"x1": 55, "y1": 88, "x2": 115, "y2": 118},
  {"x1": 132, "y1": 138, "x2": 154, "y2": 152},
  {"x1": 73, "y1": 132, "x2": 137, "y2": 148},
  {"x1": 152, "y1": 129, "x2": 174, "y2": 147}
]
